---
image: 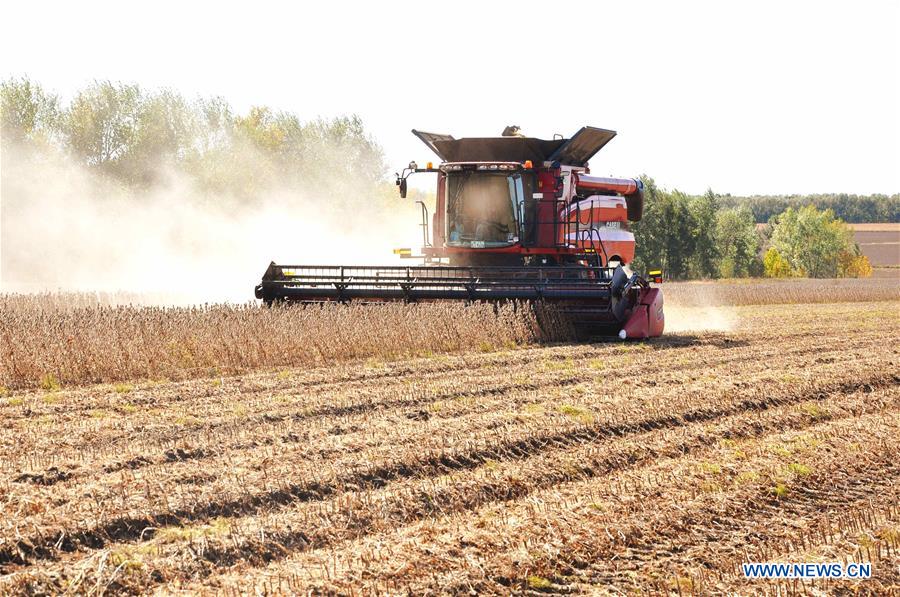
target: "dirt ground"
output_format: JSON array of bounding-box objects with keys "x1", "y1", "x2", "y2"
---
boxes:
[{"x1": 1, "y1": 300, "x2": 898, "y2": 595}]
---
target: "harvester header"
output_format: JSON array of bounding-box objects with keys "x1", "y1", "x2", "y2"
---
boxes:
[{"x1": 256, "y1": 125, "x2": 664, "y2": 339}]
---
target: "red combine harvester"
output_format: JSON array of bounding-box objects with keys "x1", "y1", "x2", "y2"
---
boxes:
[{"x1": 256, "y1": 126, "x2": 664, "y2": 339}]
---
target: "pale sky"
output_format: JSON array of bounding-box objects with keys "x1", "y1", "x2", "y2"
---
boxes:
[{"x1": 2, "y1": 0, "x2": 898, "y2": 195}]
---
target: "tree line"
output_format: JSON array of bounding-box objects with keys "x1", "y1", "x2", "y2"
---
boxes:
[
  {"x1": 1, "y1": 77, "x2": 388, "y2": 204},
  {"x1": 2, "y1": 78, "x2": 881, "y2": 280},
  {"x1": 632, "y1": 178, "x2": 873, "y2": 279},
  {"x1": 720, "y1": 193, "x2": 897, "y2": 224}
]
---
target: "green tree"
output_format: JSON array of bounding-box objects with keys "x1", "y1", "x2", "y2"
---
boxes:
[
  {"x1": 65, "y1": 81, "x2": 142, "y2": 171},
  {"x1": 715, "y1": 205, "x2": 760, "y2": 277},
  {"x1": 632, "y1": 178, "x2": 696, "y2": 279},
  {"x1": 768, "y1": 205, "x2": 855, "y2": 278},
  {"x1": 719, "y1": 193, "x2": 899, "y2": 224},
  {"x1": 234, "y1": 106, "x2": 285, "y2": 152},
  {"x1": 125, "y1": 89, "x2": 197, "y2": 185},
  {"x1": 287, "y1": 115, "x2": 387, "y2": 191},
  {"x1": 0, "y1": 77, "x2": 61, "y2": 145},
  {"x1": 687, "y1": 188, "x2": 719, "y2": 277},
  {"x1": 64, "y1": 83, "x2": 204, "y2": 186},
  {"x1": 181, "y1": 97, "x2": 241, "y2": 197}
]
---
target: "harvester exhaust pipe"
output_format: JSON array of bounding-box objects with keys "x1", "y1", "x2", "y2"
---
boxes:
[{"x1": 575, "y1": 174, "x2": 644, "y2": 221}]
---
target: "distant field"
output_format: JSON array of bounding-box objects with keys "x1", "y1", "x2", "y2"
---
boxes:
[
  {"x1": 848, "y1": 223, "x2": 900, "y2": 232},
  {"x1": 851, "y1": 223, "x2": 900, "y2": 267},
  {"x1": 872, "y1": 266, "x2": 900, "y2": 279},
  {"x1": 664, "y1": 276, "x2": 899, "y2": 307}
]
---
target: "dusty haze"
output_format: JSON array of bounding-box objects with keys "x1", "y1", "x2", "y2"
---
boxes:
[{"x1": 1, "y1": 141, "x2": 422, "y2": 303}]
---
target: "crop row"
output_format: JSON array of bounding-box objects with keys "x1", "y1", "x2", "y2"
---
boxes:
[
  {"x1": 1, "y1": 324, "x2": 884, "y2": 482},
  {"x1": 1, "y1": 356, "x2": 893, "y2": 573},
  {"x1": 2, "y1": 338, "x2": 891, "y2": 541},
  {"x1": 236, "y1": 407, "x2": 900, "y2": 595},
  {"x1": 4, "y1": 385, "x2": 894, "y2": 594},
  {"x1": 3, "y1": 301, "x2": 891, "y2": 471}
]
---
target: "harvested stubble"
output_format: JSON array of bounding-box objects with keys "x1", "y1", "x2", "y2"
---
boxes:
[
  {"x1": 1, "y1": 297, "x2": 560, "y2": 390},
  {"x1": 0, "y1": 300, "x2": 898, "y2": 594}
]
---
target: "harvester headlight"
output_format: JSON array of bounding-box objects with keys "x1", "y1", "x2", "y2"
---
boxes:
[{"x1": 474, "y1": 163, "x2": 514, "y2": 170}]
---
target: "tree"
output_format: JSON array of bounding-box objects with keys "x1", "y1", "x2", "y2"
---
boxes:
[
  {"x1": 287, "y1": 115, "x2": 387, "y2": 191},
  {"x1": 65, "y1": 81, "x2": 142, "y2": 171},
  {"x1": 631, "y1": 179, "x2": 697, "y2": 279},
  {"x1": 233, "y1": 106, "x2": 285, "y2": 153},
  {"x1": 127, "y1": 89, "x2": 196, "y2": 183},
  {"x1": 763, "y1": 247, "x2": 793, "y2": 278},
  {"x1": 768, "y1": 206, "x2": 855, "y2": 278},
  {"x1": 715, "y1": 205, "x2": 760, "y2": 277},
  {"x1": 719, "y1": 193, "x2": 899, "y2": 224},
  {"x1": 838, "y1": 251, "x2": 873, "y2": 278},
  {"x1": 0, "y1": 77, "x2": 61, "y2": 145},
  {"x1": 687, "y1": 188, "x2": 719, "y2": 277}
]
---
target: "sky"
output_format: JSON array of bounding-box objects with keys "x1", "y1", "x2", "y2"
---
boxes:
[{"x1": 2, "y1": 0, "x2": 898, "y2": 196}]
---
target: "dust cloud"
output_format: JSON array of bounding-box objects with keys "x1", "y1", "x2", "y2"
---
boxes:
[
  {"x1": 659, "y1": 281, "x2": 744, "y2": 333},
  {"x1": 1, "y1": 142, "x2": 422, "y2": 304},
  {"x1": 664, "y1": 304, "x2": 737, "y2": 333}
]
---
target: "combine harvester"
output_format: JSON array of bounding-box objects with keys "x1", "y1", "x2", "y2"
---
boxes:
[{"x1": 255, "y1": 126, "x2": 664, "y2": 339}]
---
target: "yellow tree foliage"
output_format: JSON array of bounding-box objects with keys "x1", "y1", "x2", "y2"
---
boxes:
[
  {"x1": 838, "y1": 252, "x2": 873, "y2": 278},
  {"x1": 763, "y1": 247, "x2": 794, "y2": 278}
]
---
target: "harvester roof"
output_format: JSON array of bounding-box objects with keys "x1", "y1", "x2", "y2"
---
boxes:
[{"x1": 412, "y1": 126, "x2": 617, "y2": 167}]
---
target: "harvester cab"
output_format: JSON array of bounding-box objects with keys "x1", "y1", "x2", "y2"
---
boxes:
[
  {"x1": 255, "y1": 125, "x2": 665, "y2": 339},
  {"x1": 396, "y1": 126, "x2": 644, "y2": 268}
]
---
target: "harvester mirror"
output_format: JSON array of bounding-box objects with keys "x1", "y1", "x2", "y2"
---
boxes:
[{"x1": 399, "y1": 177, "x2": 408, "y2": 198}]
